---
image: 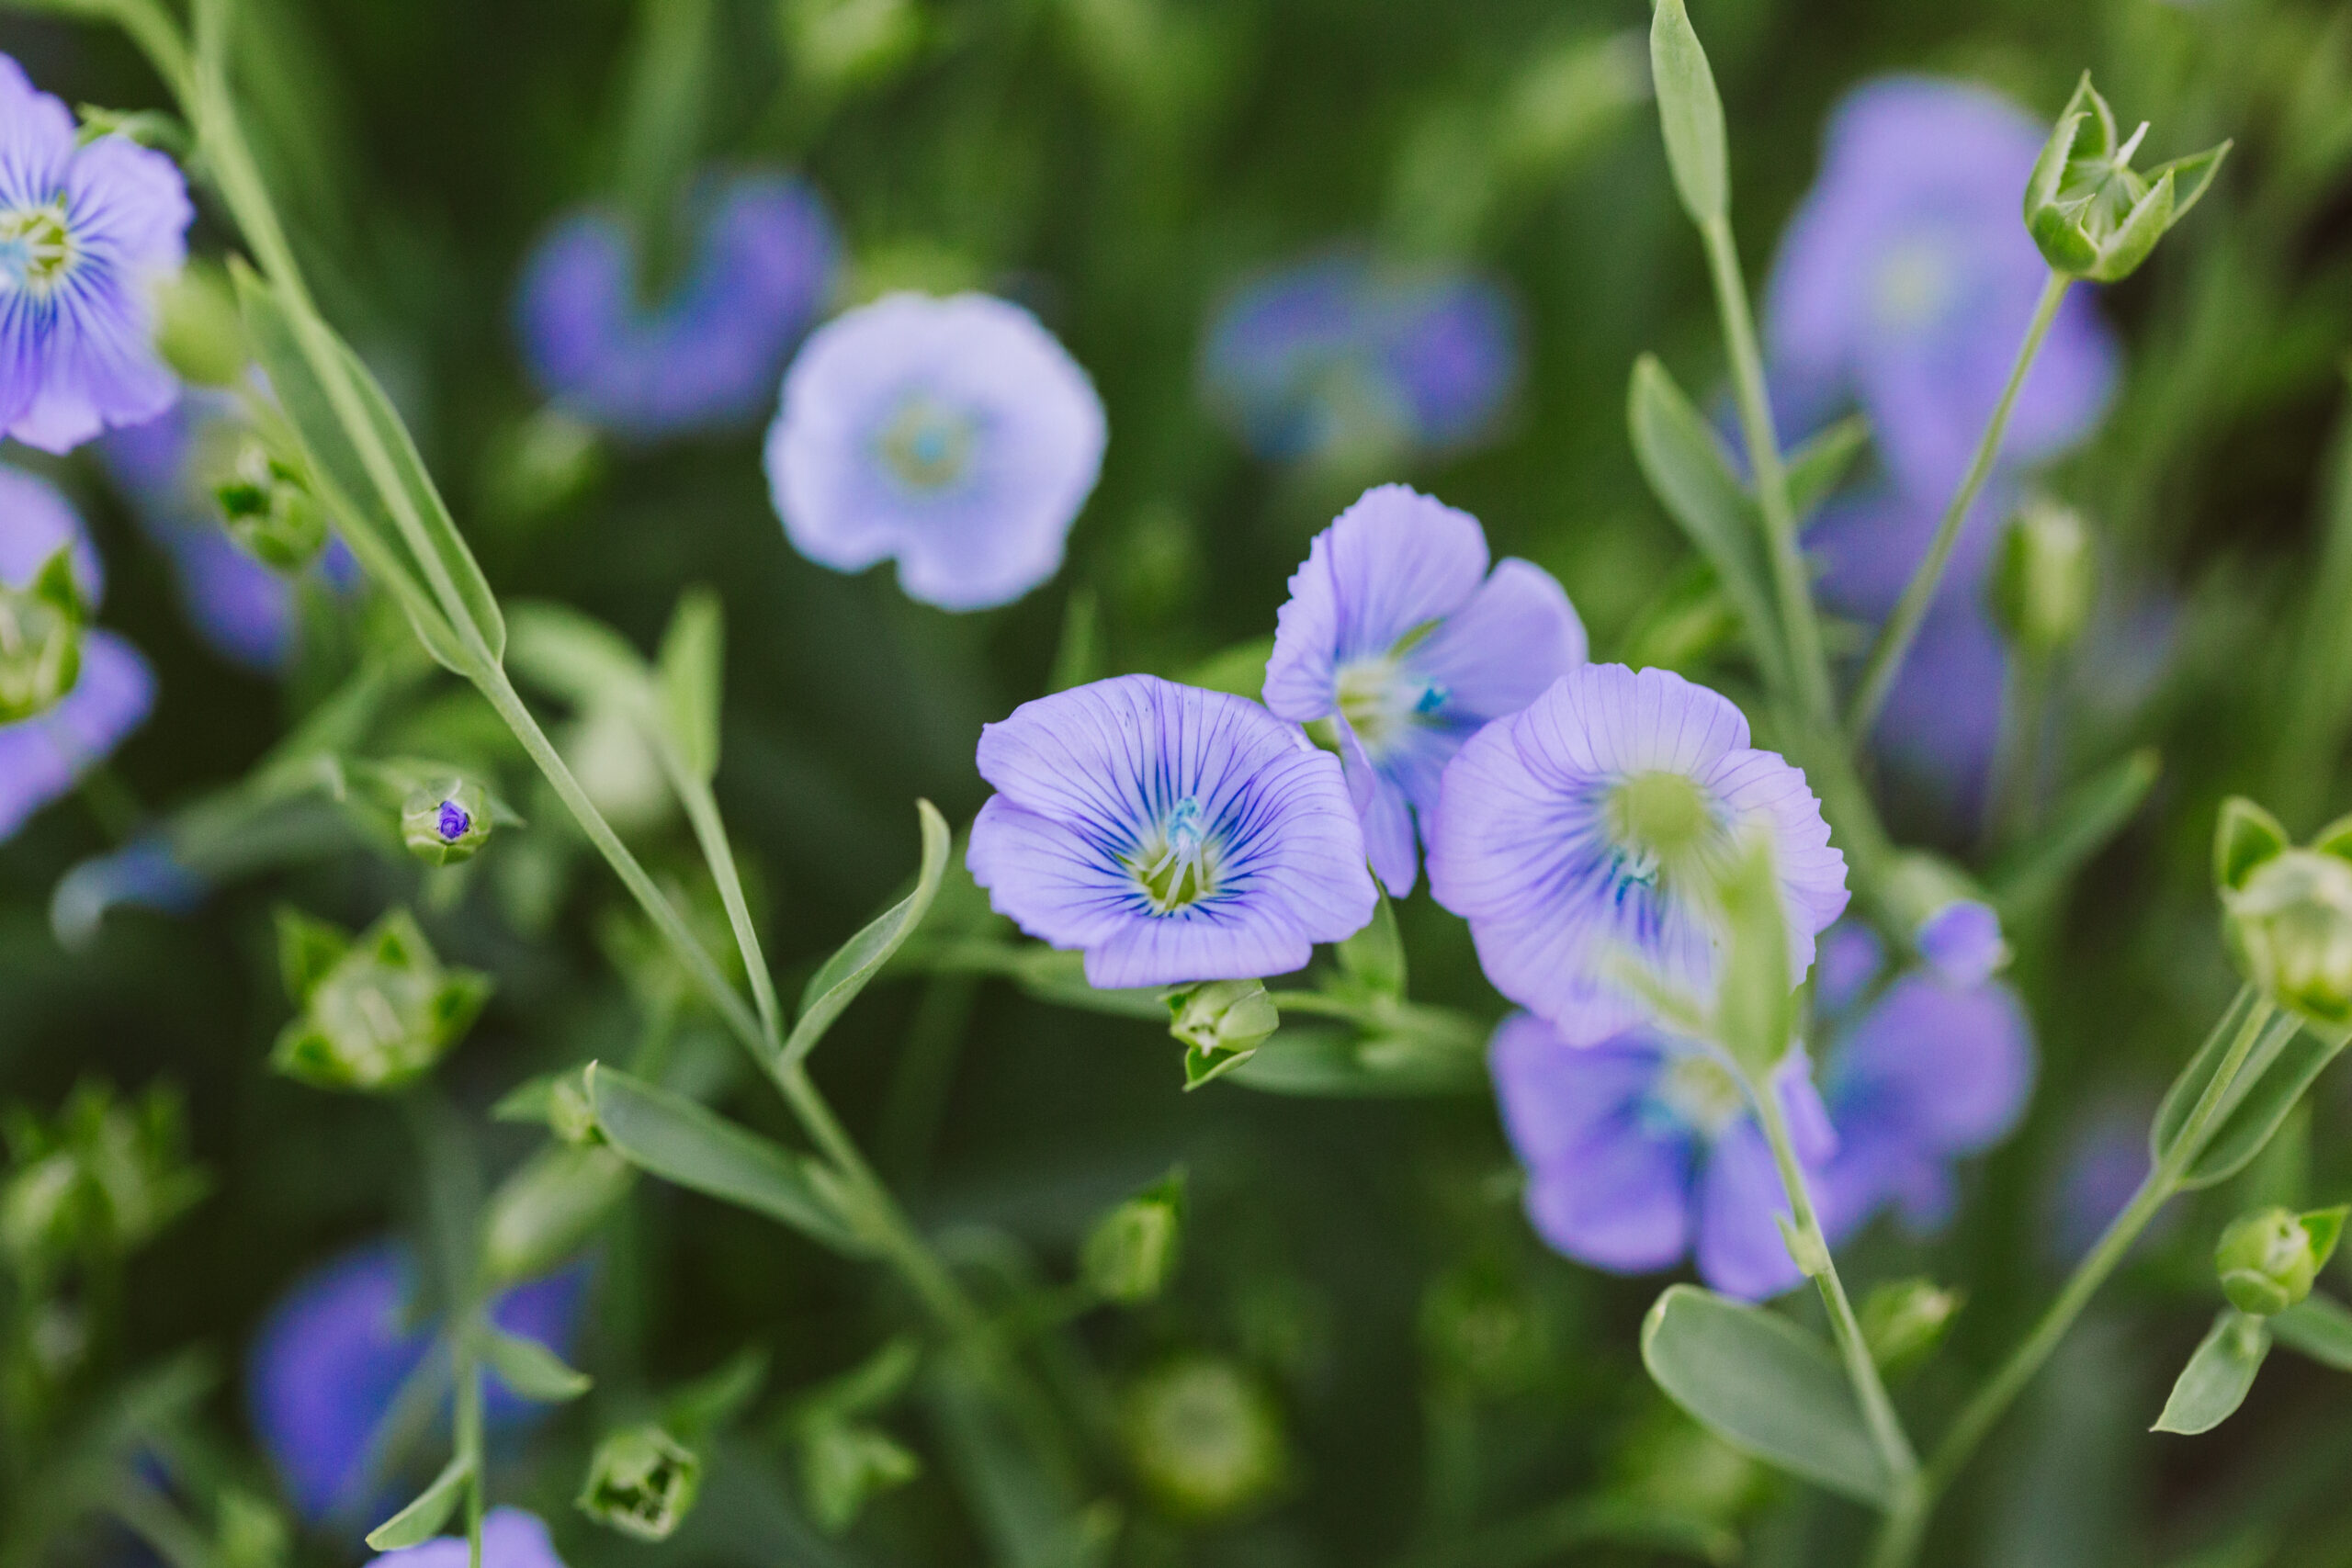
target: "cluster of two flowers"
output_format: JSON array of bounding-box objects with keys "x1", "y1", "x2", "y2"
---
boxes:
[{"x1": 968, "y1": 485, "x2": 2031, "y2": 1300}]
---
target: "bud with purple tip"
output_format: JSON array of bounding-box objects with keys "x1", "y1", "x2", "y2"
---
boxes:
[{"x1": 401, "y1": 779, "x2": 494, "y2": 866}]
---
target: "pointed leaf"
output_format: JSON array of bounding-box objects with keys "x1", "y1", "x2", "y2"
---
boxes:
[
  {"x1": 2149, "y1": 141, "x2": 2231, "y2": 223},
  {"x1": 2154, "y1": 1310, "x2": 2270, "y2": 1435},
  {"x1": 477, "y1": 1323, "x2": 592, "y2": 1402},
  {"x1": 585, "y1": 1064, "x2": 868, "y2": 1255},
  {"x1": 2215, "y1": 796, "x2": 2291, "y2": 891},
  {"x1": 2269, "y1": 1293, "x2": 2352, "y2": 1371},
  {"x1": 1640, "y1": 1284, "x2": 1893, "y2": 1505},
  {"x1": 2153, "y1": 989, "x2": 2268, "y2": 1165},
  {"x1": 364, "y1": 1452, "x2": 471, "y2": 1550},
  {"x1": 657, "y1": 588, "x2": 725, "y2": 782},
  {"x1": 784, "y1": 801, "x2": 952, "y2": 1065},
  {"x1": 274, "y1": 906, "x2": 348, "y2": 1003},
  {"x1": 1782, "y1": 414, "x2": 1870, "y2": 521},
  {"x1": 1989, "y1": 749, "x2": 2159, "y2": 911},
  {"x1": 1225, "y1": 1024, "x2": 1485, "y2": 1098},
  {"x1": 1648, "y1": 0, "x2": 1726, "y2": 222},
  {"x1": 2182, "y1": 1021, "x2": 2351, "y2": 1189},
  {"x1": 505, "y1": 600, "x2": 656, "y2": 711}
]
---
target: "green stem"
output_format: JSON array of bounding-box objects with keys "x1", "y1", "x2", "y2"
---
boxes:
[
  {"x1": 1867, "y1": 992, "x2": 2280, "y2": 1568},
  {"x1": 1848, "y1": 270, "x2": 2070, "y2": 744},
  {"x1": 454, "y1": 1343, "x2": 484, "y2": 1568},
  {"x1": 1745, "y1": 1061, "x2": 1919, "y2": 1496},
  {"x1": 1700, "y1": 214, "x2": 1834, "y2": 726}
]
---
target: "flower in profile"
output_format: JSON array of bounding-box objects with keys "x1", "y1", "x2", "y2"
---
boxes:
[
  {"x1": 1811, "y1": 945, "x2": 2035, "y2": 1235},
  {"x1": 370, "y1": 1508, "x2": 566, "y2": 1568},
  {"x1": 1490, "y1": 1012, "x2": 1836, "y2": 1300},
  {"x1": 516, "y1": 172, "x2": 838, "y2": 438},
  {"x1": 248, "y1": 1240, "x2": 589, "y2": 1524},
  {"x1": 967, "y1": 674, "x2": 1377, "y2": 987},
  {"x1": 102, "y1": 390, "x2": 360, "y2": 672},
  {"x1": 1262, "y1": 485, "x2": 1585, "y2": 896},
  {"x1": 1764, "y1": 77, "x2": 2118, "y2": 500},
  {"x1": 1202, "y1": 252, "x2": 1519, "y2": 464},
  {"x1": 50, "y1": 835, "x2": 205, "y2": 948},
  {"x1": 0, "y1": 467, "x2": 153, "y2": 842},
  {"x1": 0, "y1": 56, "x2": 193, "y2": 453},
  {"x1": 1430, "y1": 664, "x2": 1849, "y2": 1045},
  {"x1": 767, "y1": 292, "x2": 1106, "y2": 612}
]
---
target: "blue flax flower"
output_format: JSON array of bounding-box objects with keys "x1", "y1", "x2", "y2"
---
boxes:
[
  {"x1": 1430, "y1": 664, "x2": 1849, "y2": 1045},
  {"x1": 51, "y1": 834, "x2": 205, "y2": 947},
  {"x1": 371, "y1": 1509, "x2": 564, "y2": 1568},
  {"x1": 1203, "y1": 252, "x2": 1518, "y2": 464},
  {"x1": 0, "y1": 55, "x2": 192, "y2": 453},
  {"x1": 247, "y1": 1240, "x2": 589, "y2": 1525},
  {"x1": 1262, "y1": 484, "x2": 1585, "y2": 897},
  {"x1": 1764, "y1": 76, "x2": 2118, "y2": 501},
  {"x1": 516, "y1": 172, "x2": 838, "y2": 438},
  {"x1": 1812, "y1": 937, "x2": 2035, "y2": 1235},
  {"x1": 767, "y1": 292, "x2": 1107, "y2": 612},
  {"x1": 0, "y1": 467, "x2": 153, "y2": 841},
  {"x1": 1490, "y1": 1012, "x2": 1836, "y2": 1301},
  {"x1": 104, "y1": 391, "x2": 359, "y2": 671},
  {"x1": 967, "y1": 674, "x2": 1378, "y2": 987}
]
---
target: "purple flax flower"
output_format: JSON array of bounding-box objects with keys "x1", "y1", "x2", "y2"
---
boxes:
[
  {"x1": 0, "y1": 56, "x2": 191, "y2": 453},
  {"x1": 1764, "y1": 76, "x2": 2118, "y2": 501},
  {"x1": 1430, "y1": 664, "x2": 1849, "y2": 1045},
  {"x1": 1915, "y1": 898, "x2": 2006, "y2": 985},
  {"x1": 1491, "y1": 1012, "x2": 1837, "y2": 1300},
  {"x1": 1814, "y1": 960, "x2": 2035, "y2": 1234},
  {"x1": 967, "y1": 674, "x2": 1377, "y2": 987},
  {"x1": 0, "y1": 467, "x2": 153, "y2": 841},
  {"x1": 247, "y1": 1240, "x2": 589, "y2": 1524},
  {"x1": 371, "y1": 1509, "x2": 565, "y2": 1568},
  {"x1": 1203, "y1": 252, "x2": 1519, "y2": 463},
  {"x1": 1261, "y1": 485, "x2": 1586, "y2": 897},
  {"x1": 767, "y1": 292, "x2": 1106, "y2": 612},
  {"x1": 103, "y1": 391, "x2": 360, "y2": 671},
  {"x1": 50, "y1": 835, "x2": 205, "y2": 948},
  {"x1": 516, "y1": 172, "x2": 838, "y2": 438}
]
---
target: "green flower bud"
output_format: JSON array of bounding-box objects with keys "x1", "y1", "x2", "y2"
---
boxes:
[
  {"x1": 578, "y1": 1425, "x2": 702, "y2": 1540},
  {"x1": 271, "y1": 908, "x2": 492, "y2": 1092},
  {"x1": 2220, "y1": 826, "x2": 2352, "y2": 1026},
  {"x1": 1859, "y1": 1277, "x2": 1963, "y2": 1374},
  {"x1": 401, "y1": 779, "x2": 495, "y2": 866},
  {"x1": 1124, "y1": 1356, "x2": 1287, "y2": 1520},
  {"x1": 797, "y1": 1416, "x2": 922, "y2": 1535},
  {"x1": 151, "y1": 262, "x2": 249, "y2": 388},
  {"x1": 213, "y1": 442, "x2": 328, "y2": 572},
  {"x1": 1082, "y1": 1169, "x2": 1185, "y2": 1304},
  {"x1": 0, "y1": 549, "x2": 86, "y2": 725},
  {"x1": 1992, "y1": 499, "x2": 2095, "y2": 658},
  {"x1": 0, "y1": 1081, "x2": 206, "y2": 1284},
  {"x1": 1167, "y1": 979, "x2": 1279, "y2": 1088},
  {"x1": 2023, "y1": 73, "x2": 2229, "y2": 283},
  {"x1": 2215, "y1": 1204, "x2": 2346, "y2": 1317}
]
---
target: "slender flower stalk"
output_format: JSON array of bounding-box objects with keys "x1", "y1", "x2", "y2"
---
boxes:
[
  {"x1": 1848, "y1": 270, "x2": 2071, "y2": 743},
  {"x1": 1865, "y1": 991, "x2": 2287, "y2": 1568}
]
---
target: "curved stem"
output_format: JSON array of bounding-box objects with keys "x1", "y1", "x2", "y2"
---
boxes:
[
  {"x1": 1701, "y1": 214, "x2": 1834, "y2": 726},
  {"x1": 1848, "y1": 271, "x2": 2070, "y2": 743}
]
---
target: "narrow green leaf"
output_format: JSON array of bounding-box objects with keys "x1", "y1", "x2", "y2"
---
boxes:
[
  {"x1": 2269, "y1": 1293, "x2": 2352, "y2": 1370},
  {"x1": 2152, "y1": 988, "x2": 2267, "y2": 1165},
  {"x1": 477, "y1": 1323, "x2": 592, "y2": 1402},
  {"x1": 505, "y1": 600, "x2": 656, "y2": 711},
  {"x1": 1048, "y1": 586, "x2": 1102, "y2": 693},
  {"x1": 664, "y1": 1347, "x2": 772, "y2": 1436},
  {"x1": 1648, "y1": 0, "x2": 1727, "y2": 222},
  {"x1": 1336, "y1": 890, "x2": 1406, "y2": 998},
  {"x1": 1226, "y1": 1025, "x2": 1485, "y2": 1098},
  {"x1": 585, "y1": 1064, "x2": 868, "y2": 1255},
  {"x1": 1988, "y1": 748, "x2": 2159, "y2": 912},
  {"x1": 1782, "y1": 413, "x2": 1870, "y2": 521},
  {"x1": 784, "y1": 801, "x2": 952, "y2": 1064},
  {"x1": 364, "y1": 1452, "x2": 471, "y2": 1550},
  {"x1": 657, "y1": 588, "x2": 725, "y2": 782},
  {"x1": 2154, "y1": 1309, "x2": 2270, "y2": 1435},
  {"x1": 2182, "y1": 1021, "x2": 2350, "y2": 1190},
  {"x1": 1639, "y1": 1284, "x2": 1893, "y2": 1506},
  {"x1": 1627, "y1": 357, "x2": 1786, "y2": 693}
]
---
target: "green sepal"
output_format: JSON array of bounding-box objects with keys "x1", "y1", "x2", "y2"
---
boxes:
[
  {"x1": 364, "y1": 1453, "x2": 471, "y2": 1550},
  {"x1": 2153, "y1": 1308, "x2": 2271, "y2": 1435},
  {"x1": 655, "y1": 587, "x2": 724, "y2": 783},
  {"x1": 274, "y1": 906, "x2": 349, "y2": 1004},
  {"x1": 476, "y1": 1321, "x2": 593, "y2": 1402},
  {"x1": 2215, "y1": 797, "x2": 2291, "y2": 892}
]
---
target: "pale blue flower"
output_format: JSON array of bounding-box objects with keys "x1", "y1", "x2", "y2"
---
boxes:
[
  {"x1": 1263, "y1": 484, "x2": 1584, "y2": 897},
  {"x1": 51, "y1": 835, "x2": 204, "y2": 948},
  {"x1": 1203, "y1": 252, "x2": 1518, "y2": 463},
  {"x1": 516, "y1": 172, "x2": 837, "y2": 438},
  {"x1": 1430, "y1": 664, "x2": 1849, "y2": 1045},
  {"x1": 1916, "y1": 898, "x2": 2005, "y2": 985},
  {"x1": 767, "y1": 292, "x2": 1106, "y2": 611},
  {"x1": 967, "y1": 674, "x2": 1377, "y2": 987},
  {"x1": 371, "y1": 1509, "x2": 564, "y2": 1568},
  {"x1": 1491, "y1": 1012, "x2": 1836, "y2": 1300},
  {"x1": 0, "y1": 55, "x2": 192, "y2": 453}
]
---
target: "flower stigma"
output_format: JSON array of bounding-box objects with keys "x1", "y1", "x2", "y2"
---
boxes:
[{"x1": 1132, "y1": 796, "x2": 1219, "y2": 915}]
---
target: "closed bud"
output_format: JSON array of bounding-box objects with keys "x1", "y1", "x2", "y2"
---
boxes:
[
  {"x1": 1082, "y1": 1169, "x2": 1185, "y2": 1304},
  {"x1": 1123, "y1": 1355, "x2": 1287, "y2": 1521},
  {"x1": 2222, "y1": 842, "x2": 2352, "y2": 1027},
  {"x1": 401, "y1": 779, "x2": 495, "y2": 866},
  {"x1": 797, "y1": 1416, "x2": 922, "y2": 1535},
  {"x1": 578, "y1": 1425, "x2": 702, "y2": 1540},
  {"x1": 1860, "y1": 1277, "x2": 1963, "y2": 1373},
  {"x1": 213, "y1": 442, "x2": 327, "y2": 572},
  {"x1": 271, "y1": 908, "x2": 492, "y2": 1092},
  {"x1": 1993, "y1": 500, "x2": 2095, "y2": 657},
  {"x1": 0, "y1": 1081, "x2": 206, "y2": 1283},
  {"x1": 1167, "y1": 979, "x2": 1278, "y2": 1088},
  {"x1": 2023, "y1": 73, "x2": 2229, "y2": 283},
  {"x1": 2215, "y1": 1204, "x2": 2346, "y2": 1317},
  {"x1": 0, "y1": 549, "x2": 86, "y2": 724}
]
